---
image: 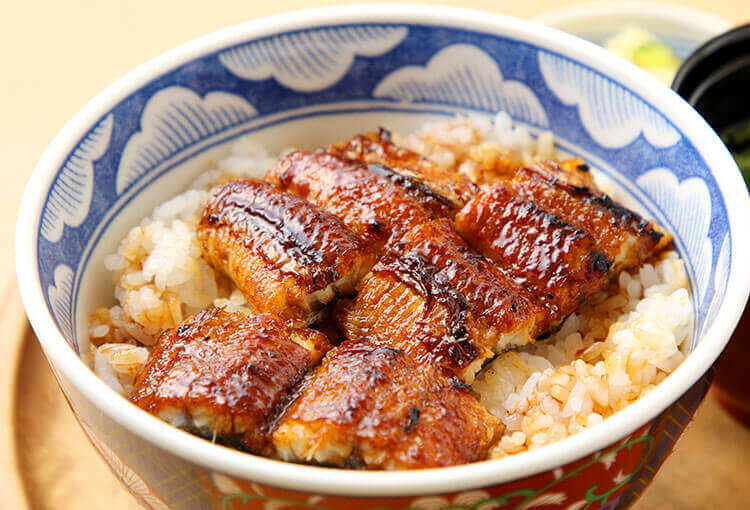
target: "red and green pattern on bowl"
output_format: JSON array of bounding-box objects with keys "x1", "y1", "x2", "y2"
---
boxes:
[{"x1": 67, "y1": 368, "x2": 713, "y2": 510}]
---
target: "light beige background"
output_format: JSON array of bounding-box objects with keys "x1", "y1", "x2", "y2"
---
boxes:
[{"x1": 1, "y1": 1, "x2": 749, "y2": 509}]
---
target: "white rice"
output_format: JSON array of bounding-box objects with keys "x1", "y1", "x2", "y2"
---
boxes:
[
  {"x1": 87, "y1": 112, "x2": 691, "y2": 462},
  {"x1": 395, "y1": 112, "x2": 556, "y2": 184},
  {"x1": 87, "y1": 141, "x2": 278, "y2": 388},
  {"x1": 472, "y1": 253, "x2": 690, "y2": 458}
]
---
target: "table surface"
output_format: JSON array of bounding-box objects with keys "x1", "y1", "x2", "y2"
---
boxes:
[{"x1": 2, "y1": 1, "x2": 749, "y2": 509}]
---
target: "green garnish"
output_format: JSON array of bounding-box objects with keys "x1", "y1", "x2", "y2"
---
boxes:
[
  {"x1": 632, "y1": 41, "x2": 682, "y2": 70},
  {"x1": 605, "y1": 26, "x2": 682, "y2": 85}
]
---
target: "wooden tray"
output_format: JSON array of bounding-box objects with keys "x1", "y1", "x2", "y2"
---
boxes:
[{"x1": 1, "y1": 278, "x2": 748, "y2": 509}]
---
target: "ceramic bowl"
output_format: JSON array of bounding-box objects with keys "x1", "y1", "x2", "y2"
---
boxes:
[{"x1": 16, "y1": 5, "x2": 750, "y2": 509}]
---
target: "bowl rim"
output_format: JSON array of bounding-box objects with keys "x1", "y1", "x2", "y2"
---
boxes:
[{"x1": 16, "y1": 3, "x2": 750, "y2": 497}]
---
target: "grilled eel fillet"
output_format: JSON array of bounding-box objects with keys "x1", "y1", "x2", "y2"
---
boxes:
[
  {"x1": 337, "y1": 219, "x2": 546, "y2": 383},
  {"x1": 265, "y1": 151, "x2": 456, "y2": 254},
  {"x1": 454, "y1": 183, "x2": 612, "y2": 324},
  {"x1": 326, "y1": 128, "x2": 478, "y2": 208},
  {"x1": 272, "y1": 340, "x2": 502, "y2": 469},
  {"x1": 130, "y1": 309, "x2": 331, "y2": 454},
  {"x1": 198, "y1": 179, "x2": 375, "y2": 323},
  {"x1": 508, "y1": 161, "x2": 670, "y2": 271},
  {"x1": 455, "y1": 160, "x2": 669, "y2": 326}
]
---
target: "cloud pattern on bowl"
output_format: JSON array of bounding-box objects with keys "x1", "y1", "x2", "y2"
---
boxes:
[
  {"x1": 37, "y1": 23, "x2": 728, "y2": 358},
  {"x1": 116, "y1": 87, "x2": 259, "y2": 194},
  {"x1": 219, "y1": 25, "x2": 409, "y2": 92},
  {"x1": 373, "y1": 44, "x2": 549, "y2": 127},
  {"x1": 537, "y1": 53, "x2": 681, "y2": 148},
  {"x1": 40, "y1": 113, "x2": 114, "y2": 243},
  {"x1": 32, "y1": 22, "x2": 734, "y2": 508}
]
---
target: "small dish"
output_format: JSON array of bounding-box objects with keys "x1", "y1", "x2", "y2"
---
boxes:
[{"x1": 533, "y1": 1, "x2": 730, "y2": 59}]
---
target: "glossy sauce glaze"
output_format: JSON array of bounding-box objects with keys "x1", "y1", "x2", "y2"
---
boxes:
[
  {"x1": 512, "y1": 162, "x2": 668, "y2": 270},
  {"x1": 386, "y1": 219, "x2": 547, "y2": 340},
  {"x1": 130, "y1": 309, "x2": 330, "y2": 454},
  {"x1": 338, "y1": 219, "x2": 546, "y2": 382},
  {"x1": 327, "y1": 129, "x2": 478, "y2": 207},
  {"x1": 272, "y1": 340, "x2": 502, "y2": 469},
  {"x1": 266, "y1": 151, "x2": 455, "y2": 253},
  {"x1": 455, "y1": 183, "x2": 612, "y2": 322},
  {"x1": 374, "y1": 250, "x2": 479, "y2": 369},
  {"x1": 199, "y1": 179, "x2": 374, "y2": 321}
]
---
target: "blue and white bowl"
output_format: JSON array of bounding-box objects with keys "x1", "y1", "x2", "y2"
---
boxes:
[{"x1": 15, "y1": 5, "x2": 750, "y2": 509}]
